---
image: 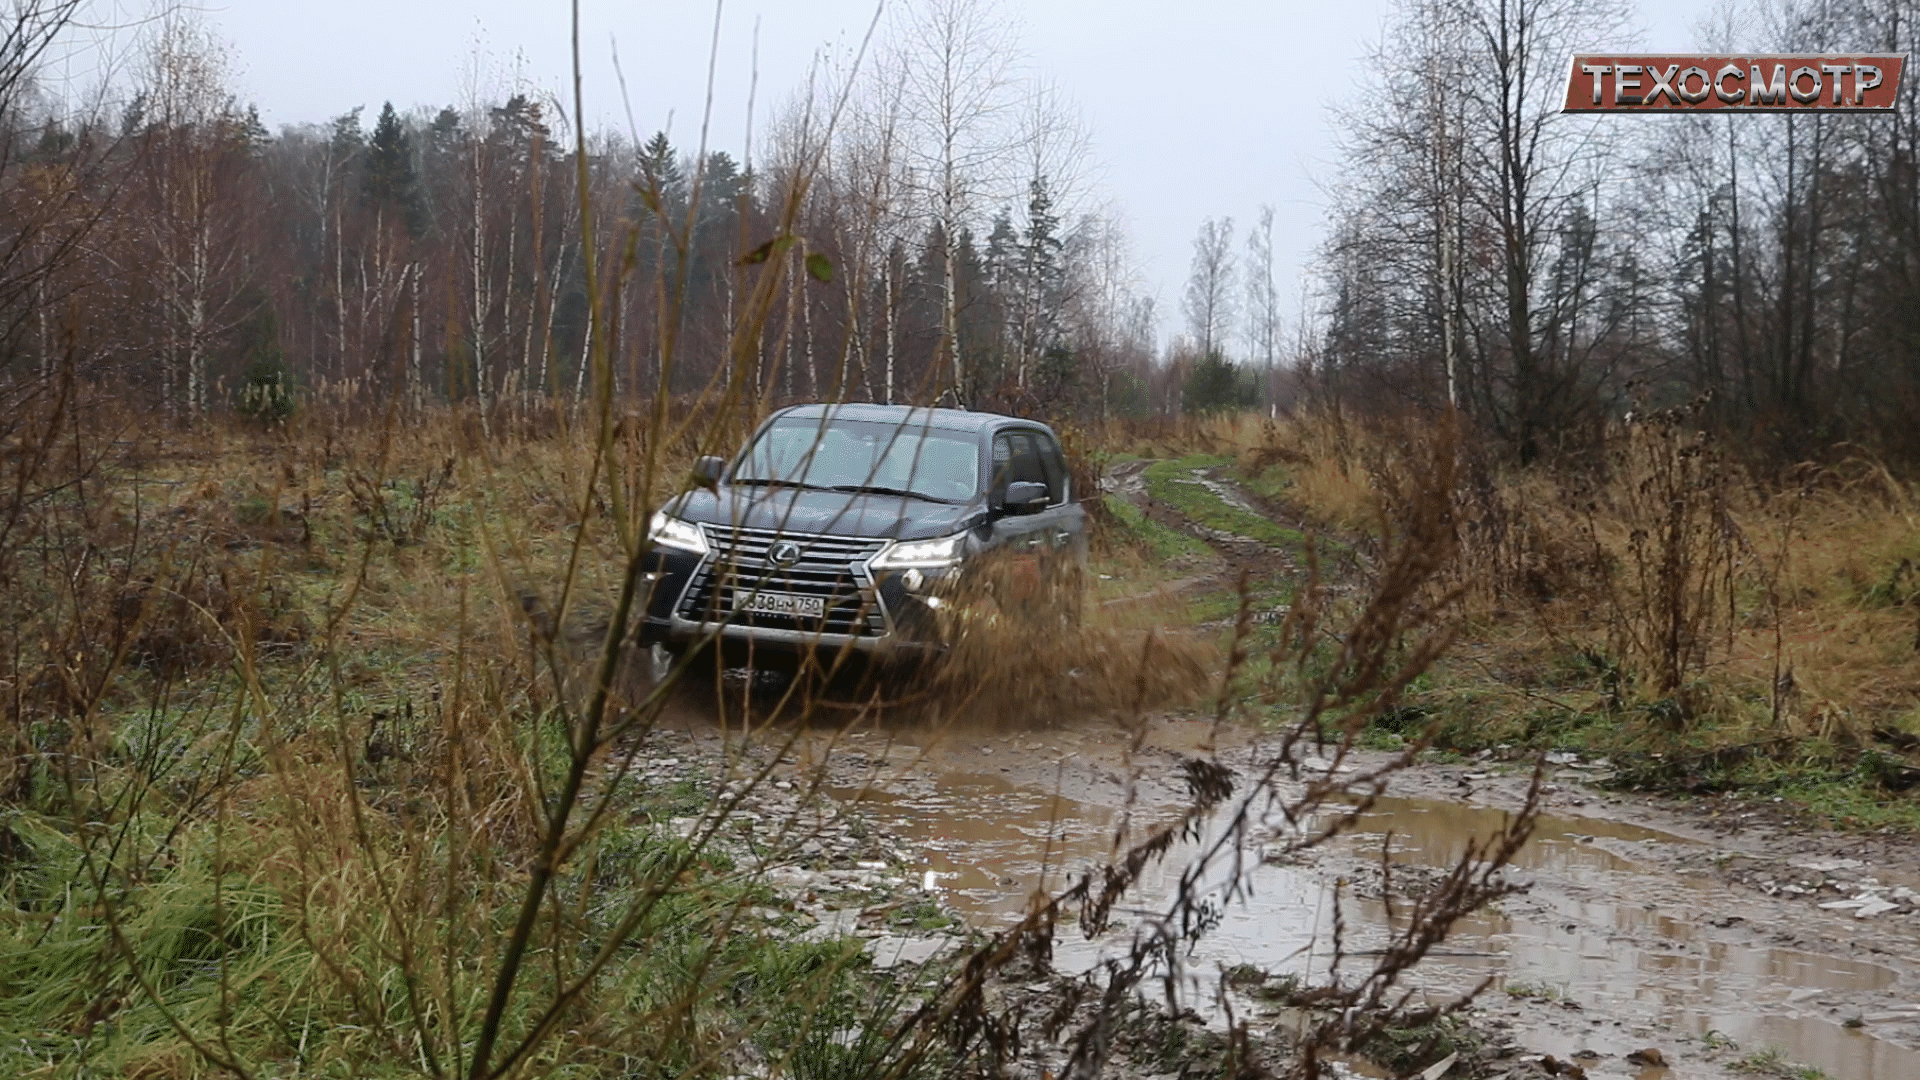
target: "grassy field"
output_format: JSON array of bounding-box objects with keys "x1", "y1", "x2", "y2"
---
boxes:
[
  {"x1": 1124, "y1": 410, "x2": 1920, "y2": 830},
  {"x1": 0, "y1": 403, "x2": 967, "y2": 1078},
  {"x1": 0, "y1": 401, "x2": 1264, "y2": 1079},
  {"x1": 7, "y1": 398, "x2": 1920, "y2": 1075}
]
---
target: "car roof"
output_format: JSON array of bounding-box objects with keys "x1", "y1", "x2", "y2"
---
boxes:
[{"x1": 769, "y1": 402, "x2": 1046, "y2": 436}]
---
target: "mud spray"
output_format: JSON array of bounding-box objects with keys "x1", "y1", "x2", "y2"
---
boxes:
[{"x1": 913, "y1": 554, "x2": 1219, "y2": 727}]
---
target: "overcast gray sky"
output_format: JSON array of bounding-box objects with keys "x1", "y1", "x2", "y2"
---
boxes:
[{"x1": 204, "y1": 0, "x2": 1703, "y2": 348}]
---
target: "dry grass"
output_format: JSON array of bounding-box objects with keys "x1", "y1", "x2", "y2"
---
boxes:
[
  {"x1": 1203, "y1": 406, "x2": 1920, "y2": 812},
  {"x1": 0, "y1": 391, "x2": 1551, "y2": 1078},
  {"x1": 0, "y1": 393, "x2": 797, "y2": 1077}
]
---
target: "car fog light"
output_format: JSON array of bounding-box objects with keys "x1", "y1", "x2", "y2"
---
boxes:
[
  {"x1": 902, "y1": 568, "x2": 926, "y2": 592},
  {"x1": 924, "y1": 595, "x2": 945, "y2": 610}
]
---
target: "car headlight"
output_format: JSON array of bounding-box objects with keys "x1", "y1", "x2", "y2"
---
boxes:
[
  {"x1": 870, "y1": 531, "x2": 968, "y2": 570},
  {"x1": 646, "y1": 510, "x2": 709, "y2": 555}
]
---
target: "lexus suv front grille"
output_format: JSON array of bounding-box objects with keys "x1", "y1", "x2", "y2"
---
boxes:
[{"x1": 679, "y1": 524, "x2": 889, "y2": 637}]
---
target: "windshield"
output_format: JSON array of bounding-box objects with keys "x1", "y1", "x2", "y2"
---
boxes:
[{"x1": 732, "y1": 417, "x2": 982, "y2": 502}]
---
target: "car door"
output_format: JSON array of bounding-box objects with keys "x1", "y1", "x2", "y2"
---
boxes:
[
  {"x1": 986, "y1": 430, "x2": 1054, "y2": 555},
  {"x1": 987, "y1": 429, "x2": 1077, "y2": 614},
  {"x1": 1031, "y1": 430, "x2": 1087, "y2": 566}
]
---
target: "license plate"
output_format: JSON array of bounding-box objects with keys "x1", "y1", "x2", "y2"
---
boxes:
[{"x1": 733, "y1": 589, "x2": 826, "y2": 620}]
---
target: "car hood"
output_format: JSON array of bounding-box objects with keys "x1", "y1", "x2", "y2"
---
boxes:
[{"x1": 666, "y1": 485, "x2": 984, "y2": 541}]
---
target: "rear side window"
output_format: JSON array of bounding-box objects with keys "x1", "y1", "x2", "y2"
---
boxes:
[{"x1": 992, "y1": 431, "x2": 1058, "y2": 503}]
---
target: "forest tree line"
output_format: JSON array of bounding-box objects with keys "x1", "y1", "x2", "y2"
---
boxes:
[
  {"x1": 1314, "y1": 0, "x2": 1920, "y2": 467},
  {"x1": 0, "y1": 0, "x2": 1199, "y2": 434},
  {"x1": 5, "y1": 0, "x2": 1920, "y2": 469}
]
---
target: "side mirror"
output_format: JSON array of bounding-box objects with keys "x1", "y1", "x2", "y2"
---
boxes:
[
  {"x1": 1002, "y1": 480, "x2": 1049, "y2": 515},
  {"x1": 691, "y1": 455, "x2": 726, "y2": 489}
]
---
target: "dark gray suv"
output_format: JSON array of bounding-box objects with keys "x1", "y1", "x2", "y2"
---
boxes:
[{"x1": 637, "y1": 403, "x2": 1087, "y2": 670}]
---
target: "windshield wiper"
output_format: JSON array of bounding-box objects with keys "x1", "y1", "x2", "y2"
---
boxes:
[
  {"x1": 823, "y1": 484, "x2": 958, "y2": 504},
  {"x1": 731, "y1": 477, "x2": 831, "y2": 490}
]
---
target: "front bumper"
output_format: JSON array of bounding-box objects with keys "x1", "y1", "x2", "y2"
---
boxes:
[{"x1": 635, "y1": 546, "x2": 950, "y2": 659}]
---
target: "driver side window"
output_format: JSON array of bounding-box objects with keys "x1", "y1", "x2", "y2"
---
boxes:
[{"x1": 991, "y1": 432, "x2": 1054, "y2": 504}]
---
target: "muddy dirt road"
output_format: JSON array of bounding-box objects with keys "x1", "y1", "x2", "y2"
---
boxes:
[
  {"x1": 622, "y1": 456, "x2": 1920, "y2": 1079},
  {"x1": 642, "y1": 692, "x2": 1920, "y2": 1080}
]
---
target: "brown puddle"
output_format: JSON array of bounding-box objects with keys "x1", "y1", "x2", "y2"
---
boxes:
[{"x1": 831, "y1": 752, "x2": 1920, "y2": 1080}]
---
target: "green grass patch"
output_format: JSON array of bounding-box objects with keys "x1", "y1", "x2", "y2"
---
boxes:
[
  {"x1": 1141, "y1": 455, "x2": 1309, "y2": 553},
  {"x1": 1732, "y1": 1046, "x2": 1830, "y2": 1079},
  {"x1": 1103, "y1": 492, "x2": 1212, "y2": 564},
  {"x1": 1356, "y1": 1014, "x2": 1481, "y2": 1076},
  {"x1": 1732, "y1": 760, "x2": 1920, "y2": 832},
  {"x1": 1184, "y1": 577, "x2": 1291, "y2": 625},
  {"x1": 1503, "y1": 979, "x2": 1564, "y2": 1001},
  {"x1": 0, "y1": 797, "x2": 917, "y2": 1079},
  {"x1": 1233, "y1": 460, "x2": 1294, "y2": 504},
  {"x1": 1385, "y1": 647, "x2": 1920, "y2": 832}
]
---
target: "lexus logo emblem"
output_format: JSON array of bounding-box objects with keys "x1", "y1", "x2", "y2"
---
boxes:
[{"x1": 768, "y1": 541, "x2": 802, "y2": 567}]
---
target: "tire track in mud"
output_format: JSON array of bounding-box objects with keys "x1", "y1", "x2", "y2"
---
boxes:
[
  {"x1": 1100, "y1": 457, "x2": 1344, "y2": 632},
  {"x1": 1107, "y1": 456, "x2": 1360, "y2": 573},
  {"x1": 648, "y1": 657, "x2": 1920, "y2": 1077},
  {"x1": 1094, "y1": 460, "x2": 1920, "y2": 1078},
  {"x1": 1108, "y1": 458, "x2": 1287, "y2": 557},
  {"x1": 644, "y1": 460, "x2": 1920, "y2": 1080}
]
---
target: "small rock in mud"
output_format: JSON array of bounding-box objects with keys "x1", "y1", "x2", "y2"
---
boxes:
[
  {"x1": 866, "y1": 934, "x2": 955, "y2": 969},
  {"x1": 1536, "y1": 1055, "x2": 1587, "y2": 1079}
]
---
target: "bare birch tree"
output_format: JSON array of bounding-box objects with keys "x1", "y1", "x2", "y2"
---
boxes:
[
  {"x1": 1183, "y1": 216, "x2": 1236, "y2": 361},
  {"x1": 1244, "y1": 204, "x2": 1279, "y2": 403},
  {"x1": 892, "y1": 0, "x2": 1020, "y2": 404},
  {"x1": 136, "y1": 13, "x2": 255, "y2": 421}
]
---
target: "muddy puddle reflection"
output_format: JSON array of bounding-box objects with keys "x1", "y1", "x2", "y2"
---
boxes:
[{"x1": 832, "y1": 752, "x2": 1920, "y2": 1080}]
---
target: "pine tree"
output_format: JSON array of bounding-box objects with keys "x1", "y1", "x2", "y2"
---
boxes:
[
  {"x1": 488, "y1": 94, "x2": 550, "y2": 157},
  {"x1": 1022, "y1": 176, "x2": 1063, "y2": 286},
  {"x1": 232, "y1": 105, "x2": 270, "y2": 153},
  {"x1": 699, "y1": 151, "x2": 745, "y2": 223},
  {"x1": 638, "y1": 131, "x2": 685, "y2": 215},
  {"x1": 429, "y1": 106, "x2": 461, "y2": 143},
  {"x1": 984, "y1": 210, "x2": 1018, "y2": 285},
  {"x1": 1017, "y1": 174, "x2": 1066, "y2": 381},
  {"x1": 362, "y1": 102, "x2": 424, "y2": 236},
  {"x1": 329, "y1": 107, "x2": 365, "y2": 164},
  {"x1": 236, "y1": 294, "x2": 294, "y2": 423},
  {"x1": 1182, "y1": 351, "x2": 1256, "y2": 414}
]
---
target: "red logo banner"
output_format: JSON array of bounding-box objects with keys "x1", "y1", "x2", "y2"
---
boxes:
[{"x1": 1564, "y1": 54, "x2": 1905, "y2": 112}]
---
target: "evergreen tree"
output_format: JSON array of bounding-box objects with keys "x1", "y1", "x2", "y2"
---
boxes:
[
  {"x1": 953, "y1": 227, "x2": 1004, "y2": 389},
  {"x1": 328, "y1": 107, "x2": 365, "y2": 164},
  {"x1": 689, "y1": 151, "x2": 747, "y2": 311},
  {"x1": 984, "y1": 209, "x2": 1018, "y2": 285},
  {"x1": 428, "y1": 106, "x2": 461, "y2": 144},
  {"x1": 119, "y1": 90, "x2": 148, "y2": 139},
  {"x1": 232, "y1": 105, "x2": 270, "y2": 153},
  {"x1": 637, "y1": 131, "x2": 685, "y2": 215},
  {"x1": 1022, "y1": 176, "x2": 1063, "y2": 289},
  {"x1": 362, "y1": 102, "x2": 424, "y2": 236},
  {"x1": 698, "y1": 151, "x2": 745, "y2": 222},
  {"x1": 1182, "y1": 351, "x2": 1256, "y2": 414},
  {"x1": 235, "y1": 294, "x2": 294, "y2": 423},
  {"x1": 488, "y1": 94, "x2": 550, "y2": 158},
  {"x1": 1018, "y1": 174, "x2": 1066, "y2": 361}
]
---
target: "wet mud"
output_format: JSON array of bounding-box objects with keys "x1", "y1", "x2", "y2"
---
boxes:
[{"x1": 657, "y1": 689, "x2": 1920, "y2": 1080}]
